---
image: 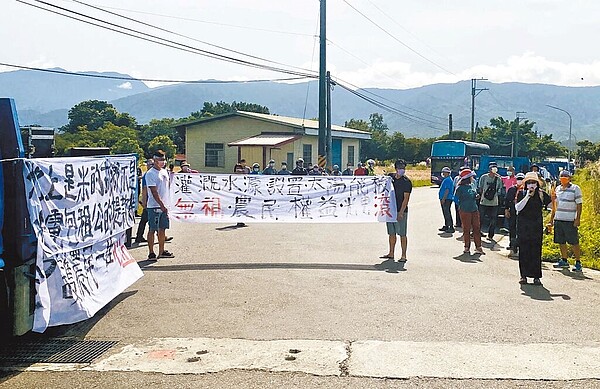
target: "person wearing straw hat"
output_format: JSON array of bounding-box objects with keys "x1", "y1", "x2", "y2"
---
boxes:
[
  {"x1": 514, "y1": 171, "x2": 551, "y2": 285},
  {"x1": 454, "y1": 168, "x2": 484, "y2": 255}
]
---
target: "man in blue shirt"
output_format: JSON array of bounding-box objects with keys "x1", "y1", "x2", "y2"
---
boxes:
[{"x1": 438, "y1": 166, "x2": 455, "y2": 233}]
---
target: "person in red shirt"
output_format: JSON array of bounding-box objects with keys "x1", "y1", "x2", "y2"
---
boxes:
[{"x1": 354, "y1": 162, "x2": 368, "y2": 176}]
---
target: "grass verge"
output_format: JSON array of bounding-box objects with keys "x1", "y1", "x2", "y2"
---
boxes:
[{"x1": 542, "y1": 162, "x2": 600, "y2": 270}]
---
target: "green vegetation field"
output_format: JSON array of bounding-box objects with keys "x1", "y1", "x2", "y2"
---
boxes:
[{"x1": 542, "y1": 162, "x2": 600, "y2": 270}]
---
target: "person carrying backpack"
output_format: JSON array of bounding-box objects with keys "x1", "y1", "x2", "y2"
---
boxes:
[{"x1": 477, "y1": 161, "x2": 503, "y2": 241}]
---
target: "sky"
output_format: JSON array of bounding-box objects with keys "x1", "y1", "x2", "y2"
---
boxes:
[{"x1": 2, "y1": 0, "x2": 600, "y2": 89}]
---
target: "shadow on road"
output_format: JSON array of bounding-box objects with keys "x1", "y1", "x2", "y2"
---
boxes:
[
  {"x1": 519, "y1": 284, "x2": 571, "y2": 301},
  {"x1": 453, "y1": 252, "x2": 482, "y2": 263},
  {"x1": 551, "y1": 267, "x2": 594, "y2": 281},
  {"x1": 141, "y1": 261, "x2": 406, "y2": 273}
]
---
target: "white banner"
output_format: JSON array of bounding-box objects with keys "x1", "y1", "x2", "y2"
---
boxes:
[
  {"x1": 169, "y1": 173, "x2": 397, "y2": 223},
  {"x1": 22, "y1": 156, "x2": 143, "y2": 332}
]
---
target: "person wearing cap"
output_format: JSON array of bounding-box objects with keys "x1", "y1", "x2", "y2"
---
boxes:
[
  {"x1": 308, "y1": 164, "x2": 322, "y2": 176},
  {"x1": 342, "y1": 162, "x2": 354, "y2": 176},
  {"x1": 180, "y1": 161, "x2": 199, "y2": 174},
  {"x1": 292, "y1": 158, "x2": 308, "y2": 175},
  {"x1": 477, "y1": 161, "x2": 504, "y2": 241},
  {"x1": 504, "y1": 172, "x2": 526, "y2": 257},
  {"x1": 514, "y1": 172, "x2": 551, "y2": 285},
  {"x1": 262, "y1": 159, "x2": 278, "y2": 175},
  {"x1": 454, "y1": 169, "x2": 484, "y2": 255},
  {"x1": 366, "y1": 159, "x2": 376, "y2": 176},
  {"x1": 380, "y1": 159, "x2": 412, "y2": 264},
  {"x1": 354, "y1": 162, "x2": 368, "y2": 176},
  {"x1": 438, "y1": 166, "x2": 455, "y2": 233},
  {"x1": 278, "y1": 162, "x2": 291, "y2": 175},
  {"x1": 548, "y1": 170, "x2": 583, "y2": 272},
  {"x1": 250, "y1": 162, "x2": 262, "y2": 175},
  {"x1": 331, "y1": 164, "x2": 342, "y2": 176}
]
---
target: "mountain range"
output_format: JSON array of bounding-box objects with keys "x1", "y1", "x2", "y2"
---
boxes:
[{"x1": 2, "y1": 68, "x2": 599, "y2": 142}]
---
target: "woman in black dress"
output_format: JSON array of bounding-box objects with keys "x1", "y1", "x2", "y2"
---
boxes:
[{"x1": 515, "y1": 172, "x2": 551, "y2": 285}]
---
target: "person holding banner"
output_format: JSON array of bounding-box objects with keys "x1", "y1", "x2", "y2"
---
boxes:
[
  {"x1": 292, "y1": 158, "x2": 308, "y2": 175},
  {"x1": 145, "y1": 150, "x2": 174, "y2": 260},
  {"x1": 380, "y1": 159, "x2": 412, "y2": 264}
]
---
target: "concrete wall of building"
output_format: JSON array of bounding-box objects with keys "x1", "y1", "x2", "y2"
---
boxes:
[
  {"x1": 185, "y1": 115, "x2": 363, "y2": 173},
  {"x1": 186, "y1": 116, "x2": 296, "y2": 173}
]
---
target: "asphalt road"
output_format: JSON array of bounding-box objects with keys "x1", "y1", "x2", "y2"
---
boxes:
[{"x1": 2, "y1": 186, "x2": 600, "y2": 388}]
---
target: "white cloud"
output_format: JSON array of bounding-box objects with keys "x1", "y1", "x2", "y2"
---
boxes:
[
  {"x1": 117, "y1": 81, "x2": 133, "y2": 89},
  {"x1": 335, "y1": 53, "x2": 600, "y2": 89}
]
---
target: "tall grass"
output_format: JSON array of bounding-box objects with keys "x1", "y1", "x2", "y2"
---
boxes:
[{"x1": 542, "y1": 162, "x2": 600, "y2": 270}]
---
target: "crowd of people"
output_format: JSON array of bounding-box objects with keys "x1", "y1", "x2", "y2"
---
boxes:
[
  {"x1": 437, "y1": 161, "x2": 583, "y2": 285},
  {"x1": 131, "y1": 153, "x2": 584, "y2": 285},
  {"x1": 233, "y1": 158, "x2": 379, "y2": 176}
]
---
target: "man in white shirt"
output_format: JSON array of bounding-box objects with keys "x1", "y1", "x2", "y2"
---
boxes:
[
  {"x1": 548, "y1": 170, "x2": 583, "y2": 272},
  {"x1": 145, "y1": 150, "x2": 174, "y2": 261}
]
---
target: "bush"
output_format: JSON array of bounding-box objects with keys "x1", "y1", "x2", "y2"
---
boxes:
[{"x1": 542, "y1": 163, "x2": 600, "y2": 270}]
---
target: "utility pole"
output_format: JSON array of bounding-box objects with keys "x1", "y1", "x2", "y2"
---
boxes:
[
  {"x1": 514, "y1": 111, "x2": 526, "y2": 157},
  {"x1": 326, "y1": 71, "x2": 332, "y2": 169},
  {"x1": 448, "y1": 114, "x2": 453, "y2": 137},
  {"x1": 318, "y1": 0, "x2": 327, "y2": 168},
  {"x1": 470, "y1": 78, "x2": 488, "y2": 141}
]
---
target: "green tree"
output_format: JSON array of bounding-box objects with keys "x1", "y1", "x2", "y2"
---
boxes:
[
  {"x1": 148, "y1": 135, "x2": 176, "y2": 159},
  {"x1": 189, "y1": 101, "x2": 270, "y2": 119},
  {"x1": 139, "y1": 118, "x2": 185, "y2": 154},
  {"x1": 61, "y1": 100, "x2": 137, "y2": 133},
  {"x1": 576, "y1": 140, "x2": 600, "y2": 163},
  {"x1": 112, "y1": 137, "x2": 144, "y2": 156},
  {"x1": 478, "y1": 116, "x2": 566, "y2": 160}
]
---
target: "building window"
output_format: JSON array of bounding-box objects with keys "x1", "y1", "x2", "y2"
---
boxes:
[
  {"x1": 287, "y1": 152, "x2": 294, "y2": 168},
  {"x1": 302, "y1": 144, "x2": 312, "y2": 167},
  {"x1": 347, "y1": 145, "x2": 355, "y2": 166},
  {"x1": 205, "y1": 143, "x2": 224, "y2": 167}
]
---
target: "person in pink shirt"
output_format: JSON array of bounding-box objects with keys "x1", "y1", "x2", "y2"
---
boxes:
[{"x1": 502, "y1": 166, "x2": 517, "y2": 190}]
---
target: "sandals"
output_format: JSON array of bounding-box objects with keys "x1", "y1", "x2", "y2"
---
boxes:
[{"x1": 379, "y1": 254, "x2": 394, "y2": 259}]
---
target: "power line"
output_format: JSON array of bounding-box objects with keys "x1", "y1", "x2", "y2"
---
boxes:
[
  {"x1": 71, "y1": 0, "x2": 312, "y2": 73},
  {"x1": 0, "y1": 62, "x2": 313, "y2": 84},
  {"x1": 335, "y1": 81, "x2": 447, "y2": 132},
  {"x1": 363, "y1": 0, "x2": 447, "y2": 61},
  {"x1": 333, "y1": 77, "x2": 447, "y2": 127},
  {"x1": 18, "y1": 0, "x2": 317, "y2": 78},
  {"x1": 340, "y1": 0, "x2": 457, "y2": 76},
  {"x1": 63, "y1": 1, "x2": 316, "y2": 37}
]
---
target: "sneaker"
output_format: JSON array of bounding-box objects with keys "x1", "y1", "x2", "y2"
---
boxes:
[
  {"x1": 159, "y1": 250, "x2": 174, "y2": 259},
  {"x1": 446, "y1": 228, "x2": 455, "y2": 233},
  {"x1": 553, "y1": 259, "x2": 569, "y2": 268},
  {"x1": 135, "y1": 237, "x2": 147, "y2": 243},
  {"x1": 438, "y1": 226, "x2": 448, "y2": 231},
  {"x1": 573, "y1": 261, "x2": 583, "y2": 272},
  {"x1": 147, "y1": 253, "x2": 157, "y2": 261},
  {"x1": 463, "y1": 248, "x2": 470, "y2": 254},
  {"x1": 533, "y1": 278, "x2": 543, "y2": 286},
  {"x1": 475, "y1": 247, "x2": 485, "y2": 255}
]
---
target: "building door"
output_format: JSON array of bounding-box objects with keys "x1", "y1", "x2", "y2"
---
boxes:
[{"x1": 332, "y1": 139, "x2": 342, "y2": 167}]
